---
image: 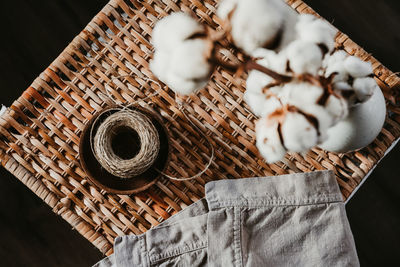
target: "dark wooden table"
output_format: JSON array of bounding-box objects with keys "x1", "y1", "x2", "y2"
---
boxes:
[{"x1": 0, "y1": 0, "x2": 399, "y2": 266}]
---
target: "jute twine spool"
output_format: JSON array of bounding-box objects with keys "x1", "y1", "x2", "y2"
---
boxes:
[
  {"x1": 92, "y1": 109, "x2": 160, "y2": 179},
  {"x1": 82, "y1": 72, "x2": 215, "y2": 183}
]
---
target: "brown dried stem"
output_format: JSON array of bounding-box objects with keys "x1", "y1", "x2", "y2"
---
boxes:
[
  {"x1": 210, "y1": 49, "x2": 293, "y2": 84},
  {"x1": 245, "y1": 61, "x2": 293, "y2": 83}
]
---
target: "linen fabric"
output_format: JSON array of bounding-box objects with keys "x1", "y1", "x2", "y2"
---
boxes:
[{"x1": 94, "y1": 170, "x2": 359, "y2": 267}]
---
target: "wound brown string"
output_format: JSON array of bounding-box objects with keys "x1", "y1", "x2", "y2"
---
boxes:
[
  {"x1": 93, "y1": 108, "x2": 160, "y2": 179},
  {"x1": 84, "y1": 70, "x2": 215, "y2": 182}
]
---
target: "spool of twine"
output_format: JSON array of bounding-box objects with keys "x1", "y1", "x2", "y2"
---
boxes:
[
  {"x1": 92, "y1": 109, "x2": 160, "y2": 179},
  {"x1": 82, "y1": 72, "x2": 215, "y2": 182}
]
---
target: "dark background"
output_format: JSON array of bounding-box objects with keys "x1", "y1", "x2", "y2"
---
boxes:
[{"x1": 0, "y1": 0, "x2": 399, "y2": 266}]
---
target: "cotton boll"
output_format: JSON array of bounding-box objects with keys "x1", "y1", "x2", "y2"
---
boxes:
[
  {"x1": 151, "y1": 38, "x2": 211, "y2": 95},
  {"x1": 326, "y1": 63, "x2": 348, "y2": 83},
  {"x1": 216, "y1": 0, "x2": 238, "y2": 20},
  {"x1": 333, "y1": 81, "x2": 352, "y2": 91},
  {"x1": 166, "y1": 72, "x2": 208, "y2": 95},
  {"x1": 323, "y1": 52, "x2": 376, "y2": 103},
  {"x1": 150, "y1": 12, "x2": 212, "y2": 95},
  {"x1": 244, "y1": 91, "x2": 282, "y2": 117},
  {"x1": 296, "y1": 14, "x2": 337, "y2": 52},
  {"x1": 255, "y1": 117, "x2": 286, "y2": 163},
  {"x1": 289, "y1": 101, "x2": 335, "y2": 143},
  {"x1": 300, "y1": 104, "x2": 336, "y2": 139},
  {"x1": 162, "y1": 39, "x2": 211, "y2": 95},
  {"x1": 170, "y1": 39, "x2": 211, "y2": 81},
  {"x1": 152, "y1": 12, "x2": 204, "y2": 52},
  {"x1": 262, "y1": 97, "x2": 284, "y2": 117},
  {"x1": 325, "y1": 94, "x2": 349, "y2": 124},
  {"x1": 252, "y1": 48, "x2": 288, "y2": 74},
  {"x1": 149, "y1": 50, "x2": 170, "y2": 82},
  {"x1": 246, "y1": 67, "x2": 274, "y2": 94},
  {"x1": 281, "y1": 82, "x2": 348, "y2": 134},
  {"x1": 269, "y1": 81, "x2": 345, "y2": 142},
  {"x1": 344, "y1": 56, "x2": 373, "y2": 78},
  {"x1": 281, "y1": 112, "x2": 318, "y2": 152},
  {"x1": 218, "y1": 0, "x2": 299, "y2": 52},
  {"x1": 325, "y1": 62, "x2": 348, "y2": 84},
  {"x1": 353, "y1": 77, "x2": 377, "y2": 102},
  {"x1": 244, "y1": 91, "x2": 266, "y2": 116},
  {"x1": 280, "y1": 82, "x2": 323, "y2": 105},
  {"x1": 252, "y1": 47, "x2": 273, "y2": 59},
  {"x1": 219, "y1": 0, "x2": 287, "y2": 54},
  {"x1": 319, "y1": 86, "x2": 386, "y2": 152},
  {"x1": 322, "y1": 50, "x2": 348, "y2": 69},
  {"x1": 285, "y1": 40, "x2": 323, "y2": 75},
  {"x1": 323, "y1": 51, "x2": 349, "y2": 82}
]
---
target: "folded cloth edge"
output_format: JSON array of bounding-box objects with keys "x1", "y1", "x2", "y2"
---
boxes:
[{"x1": 205, "y1": 170, "x2": 342, "y2": 209}]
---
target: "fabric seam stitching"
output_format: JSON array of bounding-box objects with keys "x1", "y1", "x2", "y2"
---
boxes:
[
  {"x1": 233, "y1": 207, "x2": 243, "y2": 267},
  {"x1": 208, "y1": 198, "x2": 342, "y2": 209},
  {"x1": 149, "y1": 242, "x2": 208, "y2": 264},
  {"x1": 140, "y1": 236, "x2": 149, "y2": 267}
]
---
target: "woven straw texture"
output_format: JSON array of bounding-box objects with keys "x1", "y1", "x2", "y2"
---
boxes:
[{"x1": 0, "y1": 0, "x2": 399, "y2": 255}]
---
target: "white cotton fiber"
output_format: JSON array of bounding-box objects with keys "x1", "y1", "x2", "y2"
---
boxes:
[
  {"x1": 252, "y1": 48, "x2": 287, "y2": 74},
  {"x1": 326, "y1": 62, "x2": 348, "y2": 83},
  {"x1": 165, "y1": 39, "x2": 211, "y2": 94},
  {"x1": 216, "y1": 0, "x2": 239, "y2": 20},
  {"x1": 353, "y1": 77, "x2": 377, "y2": 102},
  {"x1": 169, "y1": 39, "x2": 211, "y2": 81},
  {"x1": 244, "y1": 91, "x2": 267, "y2": 116},
  {"x1": 298, "y1": 104, "x2": 335, "y2": 143},
  {"x1": 284, "y1": 40, "x2": 323, "y2": 75},
  {"x1": 333, "y1": 81, "x2": 352, "y2": 91},
  {"x1": 251, "y1": 47, "x2": 274, "y2": 59},
  {"x1": 246, "y1": 67, "x2": 274, "y2": 94},
  {"x1": 325, "y1": 94, "x2": 349, "y2": 123},
  {"x1": 319, "y1": 87, "x2": 386, "y2": 153},
  {"x1": 322, "y1": 50, "x2": 348, "y2": 68},
  {"x1": 323, "y1": 51, "x2": 349, "y2": 83},
  {"x1": 166, "y1": 72, "x2": 208, "y2": 96},
  {"x1": 244, "y1": 91, "x2": 282, "y2": 117},
  {"x1": 344, "y1": 56, "x2": 373, "y2": 78},
  {"x1": 149, "y1": 50, "x2": 170, "y2": 82},
  {"x1": 322, "y1": 51, "x2": 376, "y2": 104},
  {"x1": 151, "y1": 14, "x2": 212, "y2": 95},
  {"x1": 283, "y1": 86, "x2": 337, "y2": 142},
  {"x1": 255, "y1": 118, "x2": 286, "y2": 163},
  {"x1": 151, "y1": 40, "x2": 211, "y2": 95},
  {"x1": 281, "y1": 112, "x2": 318, "y2": 152},
  {"x1": 218, "y1": 0, "x2": 286, "y2": 54},
  {"x1": 151, "y1": 12, "x2": 204, "y2": 52},
  {"x1": 296, "y1": 14, "x2": 337, "y2": 52},
  {"x1": 279, "y1": 82, "x2": 324, "y2": 106},
  {"x1": 261, "y1": 97, "x2": 284, "y2": 117}
]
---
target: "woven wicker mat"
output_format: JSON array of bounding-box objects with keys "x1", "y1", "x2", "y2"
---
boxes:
[{"x1": 0, "y1": 0, "x2": 399, "y2": 255}]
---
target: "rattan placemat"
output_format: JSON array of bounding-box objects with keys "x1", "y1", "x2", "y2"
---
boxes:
[{"x1": 0, "y1": 0, "x2": 399, "y2": 255}]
